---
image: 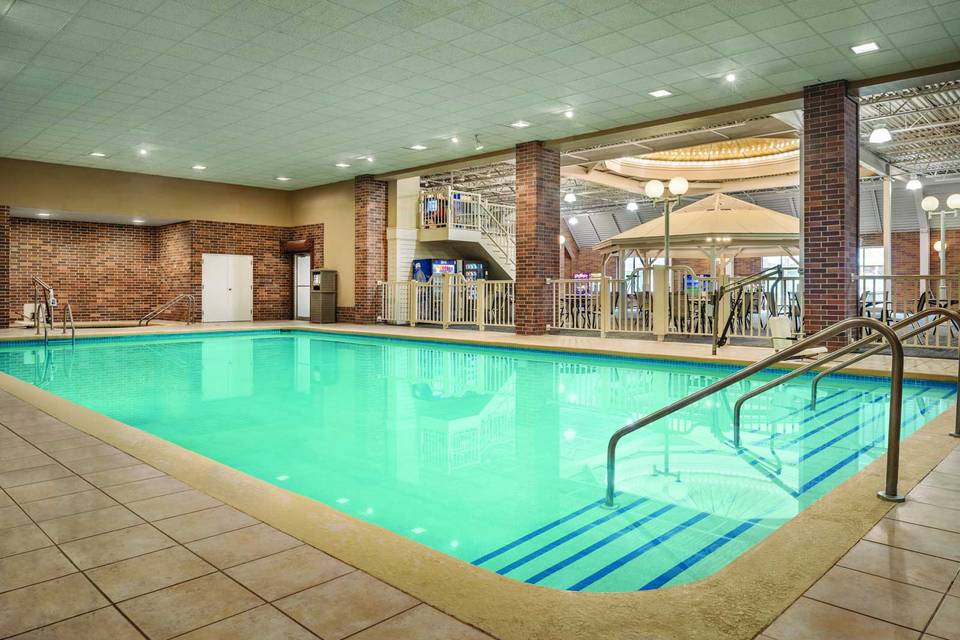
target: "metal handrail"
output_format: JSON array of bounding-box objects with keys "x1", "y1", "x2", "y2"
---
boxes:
[
  {"x1": 604, "y1": 317, "x2": 905, "y2": 507},
  {"x1": 33, "y1": 277, "x2": 55, "y2": 335},
  {"x1": 62, "y1": 303, "x2": 75, "y2": 344},
  {"x1": 139, "y1": 294, "x2": 196, "y2": 326},
  {"x1": 809, "y1": 307, "x2": 960, "y2": 439},
  {"x1": 711, "y1": 265, "x2": 784, "y2": 354},
  {"x1": 731, "y1": 307, "x2": 958, "y2": 448}
]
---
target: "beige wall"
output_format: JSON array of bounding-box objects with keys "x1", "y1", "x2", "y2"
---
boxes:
[
  {"x1": 290, "y1": 180, "x2": 356, "y2": 308},
  {"x1": 0, "y1": 158, "x2": 292, "y2": 226}
]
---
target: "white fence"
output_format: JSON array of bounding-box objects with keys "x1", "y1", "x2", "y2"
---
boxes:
[
  {"x1": 378, "y1": 275, "x2": 514, "y2": 329},
  {"x1": 856, "y1": 274, "x2": 960, "y2": 349}
]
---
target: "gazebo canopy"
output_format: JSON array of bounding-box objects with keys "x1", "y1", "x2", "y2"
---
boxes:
[{"x1": 594, "y1": 193, "x2": 800, "y2": 260}]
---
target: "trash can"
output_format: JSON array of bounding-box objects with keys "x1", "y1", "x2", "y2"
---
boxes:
[{"x1": 310, "y1": 269, "x2": 337, "y2": 323}]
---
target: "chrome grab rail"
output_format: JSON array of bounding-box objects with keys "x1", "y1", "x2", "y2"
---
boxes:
[
  {"x1": 33, "y1": 277, "x2": 56, "y2": 335},
  {"x1": 809, "y1": 307, "x2": 960, "y2": 439},
  {"x1": 139, "y1": 294, "x2": 196, "y2": 326},
  {"x1": 605, "y1": 317, "x2": 905, "y2": 508},
  {"x1": 711, "y1": 265, "x2": 784, "y2": 355},
  {"x1": 62, "y1": 303, "x2": 75, "y2": 344},
  {"x1": 731, "y1": 307, "x2": 956, "y2": 446}
]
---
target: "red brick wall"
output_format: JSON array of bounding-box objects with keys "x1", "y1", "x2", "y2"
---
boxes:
[
  {"x1": 733, "y1": 257, "x2": 761, "y2": 275},
  {"x1": 156, "y1": 222, "x2": 193, "y2": 322},
  {"x1": 9, "y1": 218, "x2": 158, "y2": 323},
  {"x1": 0, "y1": 207, "x2": 8, "y2": 328},
  {"x1": 515, "y1": 141, "x2": 560, "y2": 334},
  {"x1": 803, "y1": 80, "x2": 859, "y2": 345},
  {"x1": 353, "y1": 175, "x2": 387, "y2": 324}
]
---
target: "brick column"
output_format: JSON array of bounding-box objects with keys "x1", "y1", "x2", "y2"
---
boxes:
[
  {"x1": 354, "y1": 175, "x2": 387, "y2": 324},
  {"x1": 803, "y1": 80, "x2": 859, "y2": 347},
  {"x1": 0, "y1": 206, "x2": 8, "y2": 329},
  {"x1": 515, "y1": 141, "x2": 560, "y2": 335}
]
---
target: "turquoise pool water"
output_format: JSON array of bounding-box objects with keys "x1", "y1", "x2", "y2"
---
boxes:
[{"x1": 0, "y1": 330, "x2": 953, "y2": 592}]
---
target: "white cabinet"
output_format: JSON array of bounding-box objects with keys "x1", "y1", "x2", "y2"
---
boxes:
[{"x1": 201, "y1": 253, "x2": 253, "y2": 322}]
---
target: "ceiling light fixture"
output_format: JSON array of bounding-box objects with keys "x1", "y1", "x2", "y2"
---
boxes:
[
  {"x1": 905, "y1": 176, "x2": 923, "y2": 191},
  {"x1": 851, "y1": 42, "x2": 879, "y2": 54},
  {"x1": 568, "y1": 215, "x2": 578, "y2": 225},
  {"x1": 649, "y1": 89, "x2": 672, "y2": 98},
  {"x1": 37, "y1": 212, "x2": 50, "y2": 217},
  {"x1": 138, "y1": 148, "x2": 148, "y2": 156},
  {"x1": 335, "y1": 162, "x2": 350, "y2": 168},
  {"x1": 626, "y1": 201, "x2": 639, "y2": 212},
  {"x1": 869, "y1": 127, "x2": 892, "y2": 143},
  {"x1": 408, "y1": 144, "x2": 427, "y2": 151},
  {"x1": 921, "y1": 196, "x2": 939, "y2": 212},
  {"x1": 276, "y1": 176, "x2": 291, "y2": 182},
  {"x1": 563, "y1": 109, "x2": 574, "y2": 119},
  {"x1": 724, "y1": 73, "x2": 736, "y2": 82},
  {"x1": 510, "y1": 120, "x2": 531, "y2": 128},
  {"x1": 563, "y1": 192, "x2": 577, "y2": 203},
  {"x1": 450, "y1": 136, "x2": 459, "y2": 143},
  {"x1": 132, "y1": 218, "x2": 145, "y2": 224},
  {"x1": 89, "y1": 152, "x2": 106, "y2": 157},
  {"x1": 192, "y1": 164, "x2": 206, "y2": 170},
  {"x1": 365, "y1": 156, "x2": 374, "y2": 162}
]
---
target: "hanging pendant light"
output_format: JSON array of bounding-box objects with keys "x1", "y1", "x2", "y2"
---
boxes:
[{"x1": 869, "y1": 127, "x2": 892, "y2": 144}]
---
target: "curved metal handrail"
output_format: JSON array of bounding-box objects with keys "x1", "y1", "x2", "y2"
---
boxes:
[
  {"x1": 809, "y1": 307, "x2": 960, "y2": 439},
  {"x1": 732, "y1": 307, "x2": 957, "y2": 446},
  {"x1": 604, "y1": 317, "x2": 905, "y2": 507},
  {"x1": 62, "y1": 303, "x2": 75, "y2": 344},
  {"x1": 139, "y1": 294, "x2": 196, "y2": 326}
]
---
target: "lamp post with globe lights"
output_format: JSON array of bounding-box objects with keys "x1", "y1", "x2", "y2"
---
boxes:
[
  {"x1": 920, "y1": 193, "x2": 960, "y2": 301},
  {"x1": 644, "y1": 177, "x2": 689, "y2": 268}
]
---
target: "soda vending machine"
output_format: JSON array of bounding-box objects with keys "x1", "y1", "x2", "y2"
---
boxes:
[
  {"x1": 459, "y1": 260, "x2": 488, "y2": 281},
  {"x1": 412, "y1": 258, "x2": 457, "y2": 282}
]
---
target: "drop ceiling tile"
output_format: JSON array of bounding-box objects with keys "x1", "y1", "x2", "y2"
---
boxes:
[{"x1": 7, "y1": 0, "x2": 74, "y2": 29}]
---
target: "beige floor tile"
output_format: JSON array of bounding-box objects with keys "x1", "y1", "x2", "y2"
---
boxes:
[
  {"x1": 866, "y1": 518, "x2": 960, "y2": 562},
  {"x1": 0, "y1": 463, "x2": 72, "y2": 488},
  {"x1": 0, "y1": 546, "x2": 76, "y2": 593},
  {"x1": 936, "y1": 452, "x2": 960, "y2": 475},
  {"x1": 175, "y1": 604, "x2": 316, "y2": 640},
  {"x1": 118, "y1": 572, "x2": 263, "y2": 640},
  {"x1": 908, "y1": 484, "x2": 960, "y2": 510},
  {"x1": 276, "y1": 571, "x2": 419, "y2": 640},
  {"x1": 0, "y1": 444, "x2": 39, "y2": 461},
  {"x1": 35, "y1": 434, "x2": 102, "y2": 453},
  {"x1": 5, "y1": 476, "x2": 93, "y2": 503},
  {"x1": 85, "y1": 464, "x2": 166, "y2": 488},
  {"x1": 126, "y1": 489, "x2": 222, "y2": 521},
  {"x1": 49, "y1": 443, "x2": 122, "y2": 463},
  {"x1": 921, "y1": 470, "x2": 960, "y2": 492},
  {"x1": 86, "y1": 545, "x2": 216, "y2": 602},
  {"x1": 764, "y1": 597, "x2": 920, "y2": 640},
  {"x1": 8, "y1": 606, "x2": 146, "y2": 639},
  {"x1": 0, "y1": 453, "x2": 54, "y2": 474},
  {"x1": 889, "y1": 501, "x2": 960, "y2": 534},
  {"x1": 65, "y1": 452, "x2": 143, "y2": 475},
  {"x1": 926, "y1": 595, "x2": 960, "y2": 640},
  {"x1": 20, "y1": 488, "x2": 117, "y2": 522},
  {"x1": 19, "y1": 429, "x2": 84, "y2": 444},
  {"x1": 837, "y1": 540, "x2": 960, "y2": 592},
  {"x1": 39, "y1": 504, "x2": 144, "y2": 543},
  {"x1": 806, "y1": 566, "x2": 942, "y2": 630},
  {"x1": 226, "y1": 545, "x2": 354, "y2": 601},
  {"x1": 153, "y1": 505, "x2": 258, "y2": 544},
  {"x1": 348, "y1": 604, "x2": 492, "y2": 640},
  {"x1": 102, "y1": 476, "x2": 192, "y2": 503},
  {"x1": 0, "y1": 491, "x2": 11, "y2": 508},
  {"x1": 0, "y1": 523, "x2": 52, "y2": 558},
  {"x1": 0, "y1": 504, "x2": 31, "y2": 530},
  {"x1": 59, "y1": 523, "x2": 176, "y2": 570},
  {"x1": 0, "y1": 573, "x2": 109, "y2": 637},
  {"x1": 952, "y1": 578, "x2": 960, "y2": 597},
  {"x1": 186, "y1": 523, "x2": 300, "y2": 569}
]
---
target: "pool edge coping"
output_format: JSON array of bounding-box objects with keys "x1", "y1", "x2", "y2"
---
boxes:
[{"x1": 0, "y1": 337, "x2": 955, "y2": 639}]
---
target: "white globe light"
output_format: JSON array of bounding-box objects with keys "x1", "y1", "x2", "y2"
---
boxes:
[
  {"x1": 947, "y1": 193, "x2": 960, "y2": 210},
  {"x1": 558, "y1": 234, "x2": 566, "y2": 244},
  {"x1": 921, "y1": 196, "x2": 940, "y2": 212},
  {"x1": 668, "y1": 176, "x2": 689, "y2": 196},
  {"x1": 905, "y1": 177, "x2": 922, "y2": 191},
  {"x1": 644, "y1": 179, "x2": 664, "y2": 199},
  {"x1": 563, "y1": 192, "x2": 577, "y2": 203},
  {"x1": 626, "y1": 201, "x2": 638, "y2": 212},
  {"x1": 934, "y1": 240, "x2": 944, "y2": 252}
]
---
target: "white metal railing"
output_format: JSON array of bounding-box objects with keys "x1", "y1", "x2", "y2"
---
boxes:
[
  {"x1": 666, "y1": 267, "x2": 719, "y2": 337},
  {"x1": 419, "y1": 188, "x2": 516, "y2": 268},
  {"x1": 377, "y1": 274, "x2": 515, "y2": 329},
  {"x1": 855, "y1": 274, "x2": 960, "y2": 349},
  {"x1": 720, "y1": 273, "x2": 802, "y2": 340}
]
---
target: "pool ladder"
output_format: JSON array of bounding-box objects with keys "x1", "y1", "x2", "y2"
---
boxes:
[
  {"x1": 605, "y1": 309, "x2": 960, "y2": 508},
  {"x1": 139, "y1": 294, "x2": 196, "y2": 326}
]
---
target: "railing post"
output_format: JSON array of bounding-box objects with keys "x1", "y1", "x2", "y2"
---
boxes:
[
  {"x1": 476, "y1": 279, "x2": 486, "y2": 331},
  {"x1": 441, "y1": 273, "x2": 452, "y2": 329},
  {"x1": 407, "y1": 280, "x2": 417, "y2": 327},
  {"x1": 652, "y1": 265, "x2": 667, "y2": 341},
  {"x1": 599, "y1": 275, "x2": 609, "y2": 338}
]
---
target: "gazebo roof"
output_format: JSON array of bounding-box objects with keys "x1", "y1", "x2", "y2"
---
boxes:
[{"x1": 594, "y1": 193, "x2": 799, "y2": 258}]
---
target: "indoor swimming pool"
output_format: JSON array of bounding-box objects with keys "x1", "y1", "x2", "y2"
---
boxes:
[{"x1": 0, "y1": 330, "x2": 953, "y2": 593}]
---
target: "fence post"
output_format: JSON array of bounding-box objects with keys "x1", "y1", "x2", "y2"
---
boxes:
[
  {"x1": 599, "y1": 275, "x2": 609, "y2": 338},
  {"x1": 441, "y1": 273, "x2": 452, "y2": 329},
  {"x1": 476, "y1": 279, "x2": 486, "y2": 331},
  {"x1": 407, "y1": 280, "x2": 417, "y2": 327},
  {"x1": 718, "y1": 273, "x2": 730, "y2": 333},
  {"x1": 652, "y1": 265, "x2": 667, "y2": 341}
]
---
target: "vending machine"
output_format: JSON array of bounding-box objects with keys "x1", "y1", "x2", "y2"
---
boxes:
[
  {"x1": 411, "y1": 258, "x2": 457, "y2": 282},
  {"x1": 459, "y1": 260, "x2": 488, "y2": 281}
]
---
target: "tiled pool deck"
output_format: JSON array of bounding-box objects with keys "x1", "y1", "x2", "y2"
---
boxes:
[
  {"x1": 0, "y1": 391, "x2": 493, "y2": 639},
  {"x1": 0, "y1": 321, "x2": 958, "y2": 639}
]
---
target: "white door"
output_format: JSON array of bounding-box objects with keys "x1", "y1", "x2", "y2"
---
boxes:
[
  {"x1": 294, "y1": 253, "x2": 310, "y2": 320},
  {"x1": 202, "y1": 253, "x2": 253, "y2": 322}
]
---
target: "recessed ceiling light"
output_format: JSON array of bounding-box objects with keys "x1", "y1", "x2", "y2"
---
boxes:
[
  {"x1": 89, "y1": 152, "x2": 106, "y2": 157},
  {"x1": 650, "y1": 89, "x2": 672, "y2": 98},
  {"x1": 869, "y1": 127, "x2": 892, "y2": 144},
  {"x1": 510, "y1": 120, "x2": 531, "y2": 128},
  {"x1": 37, "y1": 212, "x2": 50, "y2": 217},
  {"x1": 563, "y1": 192, "x2": 577, "y2": 203},
  {"x1": 851, "y1": 42, "x2": 879, "y2": 54},
  {"x1": 132, "y1": 218, "x2": 145, "y2": 224},
  {"x1": 724, "y1": 73, "x2": 736, "y2": 83},
  {"x1": 192, "y1": 164, "x2": 206, "y2": 170},
  {"x1": 365, "y1": 156, "x2": 374, "y2": 162},
  {"x1": 408, "y1": 144, "x2": 427, "y2": 151},
  {"x1": 335, "y1": 162, "x2": 350, "y2": 168},
  {"x1": 563, "y1": 110, "x2": 574, "y2": 119},
  {"x1": 138, "y1": 148, "x2": 148, "y2": 156},
  {"x1": 626, "y1": 201, "x2": 639, "y2": 212},
  {"x1": 450, "y1": 136, "x2": 459, "y2": 143},
  {"x1": 276, "y1": 176, "x2": 291, "y2": 181}
]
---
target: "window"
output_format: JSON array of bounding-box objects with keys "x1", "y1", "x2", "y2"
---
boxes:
[
  {"x1": 859, "y1": 246, "x2": 886, "y2": 298},
  {"x1": 762, "y1": 255, "x2": 799, "y2": 271},
  {"x1": 624, "y1": 257, "x2": 663, "y2": 293}
]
